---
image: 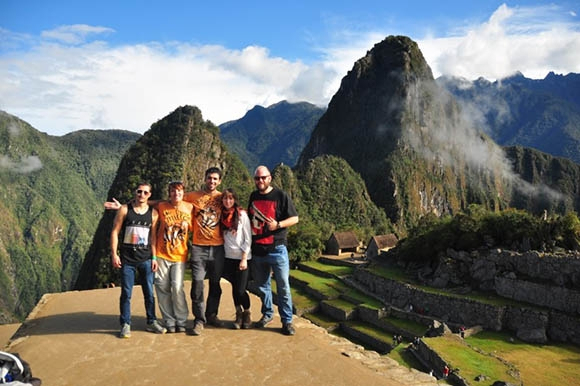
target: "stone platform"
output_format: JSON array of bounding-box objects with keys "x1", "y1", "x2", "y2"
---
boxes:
[{"x1": 3, "y1": 280, "x2": 437, "y2": 386}]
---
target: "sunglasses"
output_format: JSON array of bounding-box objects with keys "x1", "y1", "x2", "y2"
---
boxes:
[
  {"x1": 136, "y1": 190, "x2": 150, "y2": 195},
  {"x1": 254, "y1": 175, "x2": 270, "y2": 181}
]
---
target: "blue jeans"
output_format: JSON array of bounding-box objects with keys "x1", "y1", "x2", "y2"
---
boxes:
[
  {"x1": 251, "y1": 245, "x2": 293, "y2": 324},
  {"x1": 120, "y1": 259, "x2": 156, "y2": 325}
]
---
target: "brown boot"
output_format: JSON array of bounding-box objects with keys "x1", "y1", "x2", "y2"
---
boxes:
[
  {"x1": 233, "y1": 305, "x2": 243, "y2": 330},
  {"x1": 242, "y1": 309, "x2": 252, "y2": 329}
]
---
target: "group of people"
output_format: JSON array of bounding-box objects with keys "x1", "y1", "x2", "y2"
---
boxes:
[{"x1": 109, "y1": 165, "x2": 299, "y2": 339}]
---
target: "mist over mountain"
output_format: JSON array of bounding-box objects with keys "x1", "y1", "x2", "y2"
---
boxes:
[
  {"x1": 219, "y1": 101, "x2": 325, "y2": 171},
  {"x1": 0, "y1": 111, "x2": 138, "y2": 321},
  {"x1": 438, "y1": 72, "x2": 580, "y2": 163},
  {"x1": 298, "y1": 36, "x2": 579, "y2": 229}
]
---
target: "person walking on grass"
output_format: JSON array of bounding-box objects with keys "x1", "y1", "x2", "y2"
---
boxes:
[
  {"x1": 220, "y1": 188, "x2": 252, "y2": 329},
  {"x1": 248, "y1": 166, "x2": 299, "y2": 336},
  {"x1": 110, "y1": 182, "x2": 166, "y2": 338}
]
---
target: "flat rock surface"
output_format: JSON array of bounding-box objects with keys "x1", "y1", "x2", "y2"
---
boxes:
[{"x1": 4, "y1": 280, "x2": 437, "y2": 386}]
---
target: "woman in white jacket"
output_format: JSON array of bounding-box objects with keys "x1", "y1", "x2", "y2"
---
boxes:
[{"x1": 220, "y1": 188, "x2": 253, "y2": 329}]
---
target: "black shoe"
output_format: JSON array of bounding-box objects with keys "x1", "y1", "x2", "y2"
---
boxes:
[
  {"x1": 282, "y1": 322, "x2": 295, "y2": 336},
  {"x1": 255, "y1": 314, "x2": 273, "y2": 328}
]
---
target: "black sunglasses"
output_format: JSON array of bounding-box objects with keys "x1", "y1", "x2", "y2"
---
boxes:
[{"x1": 136, "y1": 189, "x2": 150, "y2": 195}]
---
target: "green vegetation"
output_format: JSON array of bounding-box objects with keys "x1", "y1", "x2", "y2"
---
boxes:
[
  {"x1": 465, "y1": 331, "x2": 580, "y2": 386},
  {"x1": 381, "y1": 315, "x2": 427, "y2": 337},
  {"x1": 274, "y1": 156, "x2": 394, "y2": 263},
  {"x1": 424, "y1": 335, "x2": 520, "y2": 386},
  {"x1": 395, "y1": 205, "x2": 580, "y2": 263},
  {"x1": 299, "y1": 260, "x2": 354, "y2": 277},
  {"x1": 219, "y1": 101, "x2": 325, "y2": 171}
]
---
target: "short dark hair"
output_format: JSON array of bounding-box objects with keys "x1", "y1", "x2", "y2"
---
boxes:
[
  {"x1": 205, "y1": 167, "x2": 222, "y2": 179},
  {"x1": 136, "y1": 181, "x2": 152, "y2": 190}
]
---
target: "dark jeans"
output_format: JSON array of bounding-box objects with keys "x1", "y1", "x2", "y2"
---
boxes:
[
  {"x1": 120, "y1": 259, "x2": 156, "y2": 325},
  {"x1": 222, "y1": 257, "x2": 250, "y2": 309},
  {"x1": 190, "y1": 245, "x2": 225, "y2": 323}
]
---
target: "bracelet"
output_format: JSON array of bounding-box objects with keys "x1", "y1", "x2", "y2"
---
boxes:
[
  {"x1": 152, "y1": 255, "x2": 158, "y2": 260},
  {"x1": 276, "y1": 221, "x2": 281, "y2": 230}
]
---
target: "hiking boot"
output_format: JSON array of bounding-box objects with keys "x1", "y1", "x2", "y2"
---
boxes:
[
  {"x1": 233, "y1": 305, "x2": 243, "y2": 330},
  {"x1": 176, "y1": 325, "x2": 187, "y2": 333},
  {"x1": 120, "y1": 323, "x2": 131, "y2": 339},
  {"x1": 255, "y1": 314, "x2": 273, "y2": 328},
  {"x1": 206, "y1": 314, "x2": 224, "y2": 328},
  {"x1": 242, "y1": 309, "x2": 252, "y2": 329},
  {"x1": 191, "y1": 321, "x2": 204, "y2": 336},
  {"x1": 146, "y1": 320, "x2": 167, "y2": 334},
  {"x1": 282, "y1": 322, "x2": 295, "y2": 336}
]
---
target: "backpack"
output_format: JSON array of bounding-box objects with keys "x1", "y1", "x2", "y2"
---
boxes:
[{"x1": 0, "y1": 351, "x2": 41, "y2": 385}]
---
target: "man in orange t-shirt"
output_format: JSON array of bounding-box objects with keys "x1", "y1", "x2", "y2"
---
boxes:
[{"x1": 184, "y1": 167, "x2": 224, "y2": 335}]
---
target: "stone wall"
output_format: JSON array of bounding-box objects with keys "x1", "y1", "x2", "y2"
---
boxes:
[
  {"x1": 353, "y1": 268, "x2": 580, "y2": 344},
  {"x1": 495, "y1": 276, "x2": 580, "y2": 314}
]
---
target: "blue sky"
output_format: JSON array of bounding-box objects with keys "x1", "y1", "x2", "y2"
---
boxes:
[{"x1": 1, "y1": 1, "x2": 579, "y2": 136}]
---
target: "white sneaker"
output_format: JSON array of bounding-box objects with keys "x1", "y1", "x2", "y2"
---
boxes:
[
  {"x1": 146, "y1": 320, "x2": 167, "y2": 334},
  {"x1": 120, "y1": 323, "x2": 131, "y2": 338}
]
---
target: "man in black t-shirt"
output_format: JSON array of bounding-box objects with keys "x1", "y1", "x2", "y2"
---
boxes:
[
  {"x1": 110, "y1": 182, "x2": 166, "y2": 338},
  {"x1": 248, "y1": 166, "x2": 299, "y2": 336}
]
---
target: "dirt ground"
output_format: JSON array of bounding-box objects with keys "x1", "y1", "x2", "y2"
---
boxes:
[{"x1": 2, "y1": 280, "x2": 437, "y2": 386}]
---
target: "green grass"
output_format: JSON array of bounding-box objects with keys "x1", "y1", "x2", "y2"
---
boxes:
[
  {"x1": 290, "y1": 269, "x2": 350, "y2": 298},
  {"x1": 341, "y1": 289, "x2": 384, "y2": 309},
  {"x1": 381, "y1": 315, "x2": 428, "y2": 336},
  {"x1": 424, "y1": 335, "x2": 520, "y2": 386},
  {"x1": 300, "y1": 260, "x2": 354, "y2": 277},
  {"x1": 303, "y1": 311, "x2": 340, "y2": 330},
  {"x1": 324, "y1": 298, "x2": 358, "y2": 312},
  {"x1": 345, "y1": 320, "x2": 395, "y2": 343},
  {"x1": 389, "y1": 343, "x2": 426, "y2": 370},
  {"x1": 465, "y1": 331, "x2": 580, "y2": 386}
]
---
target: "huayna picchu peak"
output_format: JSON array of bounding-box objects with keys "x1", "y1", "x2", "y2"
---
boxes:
[{"x1": 298, "y1": 35, "x2": 579, "y2": 230}]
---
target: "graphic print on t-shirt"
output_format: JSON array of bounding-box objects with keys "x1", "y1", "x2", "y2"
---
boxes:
[
  {"x1": 123, "y1": 223, "x2": 150, "y2": 247},
  {"x1": 249, "y1": 199, "x2": 277, "y2": 245},
  {"x1": 193, "y1": 194, "x2": 221, "y2": 240},
  {"x1": 161, "y1": 209, "x2": 190, "y2": 251}
]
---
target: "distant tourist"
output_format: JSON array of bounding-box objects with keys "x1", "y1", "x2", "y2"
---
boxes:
[
  {"x1": 220, "y1": 188, "x2": 252, "y2": 329},
  {"x1": 109, "y1": 182, "x2": 166, "y2": 338},
  {"x1": 249, "y1": 165, "x2": 299, "y2": 336},
  {"x1": 443, "y1": 365, "x2": 450, "y2": 378},
  {"x1": 185, "y1": 167, "x2": 225, "y2": 336}
]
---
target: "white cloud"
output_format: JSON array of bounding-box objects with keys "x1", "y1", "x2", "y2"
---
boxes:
[
  {"x1": 418, "y1": 4, "x2": 580, "y2": 80},
  {"x1": 0, "y1": 155, "x2": 43, "y2": 173},
  {"x1": 41, "y1": 24, "x2": 115, "y2": 45},
  {"x1": 0, "y1": 4, "x2": 579, "y2": 136}
]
